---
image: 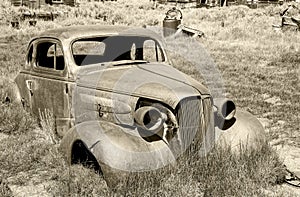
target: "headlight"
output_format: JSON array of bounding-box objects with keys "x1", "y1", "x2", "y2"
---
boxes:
[{"x1": 134, "y1": 106, "x2": 166, "y2": 132}]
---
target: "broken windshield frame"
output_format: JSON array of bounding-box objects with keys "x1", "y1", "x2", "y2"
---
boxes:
[{"x1": 71, "y1": 36, "x2": 166, "y2": 66}]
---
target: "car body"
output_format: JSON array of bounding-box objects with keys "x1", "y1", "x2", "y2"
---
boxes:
[{"x1": 8, "y1": 25, "x2": 265, "y2": 188}]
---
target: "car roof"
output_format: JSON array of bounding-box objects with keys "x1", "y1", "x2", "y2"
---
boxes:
[{"x1": 36, "y1": 25, "x2": 162, "y2": 41}]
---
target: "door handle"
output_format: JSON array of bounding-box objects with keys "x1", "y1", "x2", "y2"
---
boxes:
[
  {"x1": 26, "y1": 80, "x2": 33, "y2": 91},
  {"x1": 26, "y1": 80, "x2": 34, "y2": 96}
]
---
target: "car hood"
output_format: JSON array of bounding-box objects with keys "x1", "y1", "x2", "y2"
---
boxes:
[{"x1": 76, "y1": 62, "x2": 210, "y2": 109}]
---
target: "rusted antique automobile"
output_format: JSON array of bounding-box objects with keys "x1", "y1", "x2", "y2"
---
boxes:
[{"x1": 8, "y1": 25, "x2": 264, "y2": 187}]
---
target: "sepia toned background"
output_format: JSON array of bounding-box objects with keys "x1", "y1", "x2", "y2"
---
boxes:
[{"x1": 0, "y1": 0, "x2": 299, "y2": 196}]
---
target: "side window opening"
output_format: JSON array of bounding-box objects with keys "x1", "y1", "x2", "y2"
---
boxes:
[
  {"x1": 72, "y1": 41, "x2": 106, "y2": 66},
  {"x1": 36, "y1": 42, "x2": 65, "y2": 71},
  {"x1": 143, "y1": 40, "x2": 164, "y2": 62},
  {"x1": 27, "y1": 44, "x2": 33, "y2": 64}
]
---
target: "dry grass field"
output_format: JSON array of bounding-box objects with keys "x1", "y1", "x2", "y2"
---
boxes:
[{"x1": 0, "y1": 0, "x2": 299, "y2": 196}]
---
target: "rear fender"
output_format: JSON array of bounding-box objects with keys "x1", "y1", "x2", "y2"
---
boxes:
[{"x1": 4, "y1": 81, "x2": 22, "y2": 105}]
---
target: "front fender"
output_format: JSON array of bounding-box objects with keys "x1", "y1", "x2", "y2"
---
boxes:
[
  {"x1": 215, "y1": 110, "x2": 266, "y2": 150},
  {"x1": 60, "y1": 121, "x2": 176, "y2": 186},
  {"x1": 5, "y1": 81, "x2": 22, "y2": 105}
]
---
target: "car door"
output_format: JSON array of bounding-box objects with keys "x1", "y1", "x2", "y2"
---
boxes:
[
  {"x1": 15, "y1": 42, "x2": 35, "y2": 111},
  {"x1": 30, "y1": 38, "x2": 72, "y2": 136}
]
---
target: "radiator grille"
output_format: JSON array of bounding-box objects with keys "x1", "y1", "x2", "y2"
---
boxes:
[{"x1": 173, "y1": 96, "x2": 213, "y2": 156}]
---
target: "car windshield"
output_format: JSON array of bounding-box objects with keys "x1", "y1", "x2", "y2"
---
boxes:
[{"x1": 72, "y1": 36, "x2": 165, "y2": 66}]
